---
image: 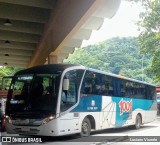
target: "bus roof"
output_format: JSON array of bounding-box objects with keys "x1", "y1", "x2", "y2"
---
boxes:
[
  {"x1": 14, "y1": 64, "x2": 155, "y2": 87},
  {"x1": 15, "y1": 64, "x2": 82, "y2": 75},
  {"x1": 87, "y1": 67, "x2": 155, "y2": 87}
]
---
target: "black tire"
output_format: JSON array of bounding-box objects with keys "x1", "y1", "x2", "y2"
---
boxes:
[
  {"x1": 134, "y1": 114, "x2": 141, "y2": 129},
  {"x1": 80, "y1": 118, "x2": 91, "y2": 137}
]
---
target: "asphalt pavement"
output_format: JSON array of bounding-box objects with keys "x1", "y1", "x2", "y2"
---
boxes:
[{"x1": 1, "y1": 116, "x2": 160, "y2": 145}]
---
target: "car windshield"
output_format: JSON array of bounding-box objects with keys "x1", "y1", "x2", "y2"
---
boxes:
[{"x1": 7, "y1": 73, "x2": 61, "y2": 115}]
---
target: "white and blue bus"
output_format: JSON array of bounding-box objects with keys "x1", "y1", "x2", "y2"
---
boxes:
[{"x1": 5, "y1": 64, "x2": 157, "y2": 136}]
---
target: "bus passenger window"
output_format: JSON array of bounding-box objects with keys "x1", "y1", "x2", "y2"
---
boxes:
[
  {"x1": 84, "y1": 79, "x2": 92, "y2": 94},
  {"x1": 101, "y1": 75, "x2": 113, "y2": 96},
  {"x1": 102, "y1": 85, "x2": 106, "y2": 95},
  {"x1": 81, "y1": 71, "x2": 94, "y2": 95},
  {"x1": 91, "y1": 73, "x2": 100, "y2": 95},
  {"x1": 121, "y1": 80, "x2": 126, "y2": 97}
]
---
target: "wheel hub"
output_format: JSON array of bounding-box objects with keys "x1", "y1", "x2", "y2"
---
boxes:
[{"x1": 82, "y1": 122, "x2": 89, "y2": 133}]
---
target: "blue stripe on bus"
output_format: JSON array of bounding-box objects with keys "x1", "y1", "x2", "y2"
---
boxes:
[
  {"x1": 71, "y1": 96, "x2": 153, "y2": 127},
  {"x1": 71, "y1": 96, "x2": 102, "y2": 112},
  {"x1": 112, "y1": 97, "x2": 153, "y2": 127}
]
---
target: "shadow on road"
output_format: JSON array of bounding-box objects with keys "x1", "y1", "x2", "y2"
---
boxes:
[
  {"x1": 36, "y1": 135, "x2": 128, "y2": 143},
  {"x1": 43, "y1": 135, "x2": 80, "y2": 142}
]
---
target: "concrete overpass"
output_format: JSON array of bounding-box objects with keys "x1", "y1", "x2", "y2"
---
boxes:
[{"x1": 0, "y1": 0, "x2": 121, "y2": 68}]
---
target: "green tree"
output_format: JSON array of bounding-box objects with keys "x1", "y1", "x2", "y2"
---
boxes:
[
  {"x1": 0, "y1": 66, "x2": 21, "y2": 88},
  {"x1": 64, "y1": 37, "x2": 153, "y2": 83},
  {"x1": 132, "y1": 0, "x2": 160, "y2": 82}
]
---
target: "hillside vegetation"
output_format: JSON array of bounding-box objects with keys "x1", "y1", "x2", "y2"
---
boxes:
[{"x1": 64, "y1": 37, "x2": 153, "y2": 83}]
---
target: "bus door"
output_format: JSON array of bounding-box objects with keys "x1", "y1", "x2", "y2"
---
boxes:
[{"x1": 59, "y1": 69, "x2": 84, "y2": 134}]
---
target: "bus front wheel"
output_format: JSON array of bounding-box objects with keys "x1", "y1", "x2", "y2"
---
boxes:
[
  {"x1": 80, "y1": 118, "x2": 91, "y2": 137},
  {"x1": 134, "y1": 114, "x2": 141, "y2": 129}
]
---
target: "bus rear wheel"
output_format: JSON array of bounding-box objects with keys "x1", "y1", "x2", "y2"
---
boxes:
[
  {"x1": 80, "y1": 118, "x2": 91, "y2": 137},
  {"x1": 134, "y1": 114, "x2": 141, "y2": 129}
]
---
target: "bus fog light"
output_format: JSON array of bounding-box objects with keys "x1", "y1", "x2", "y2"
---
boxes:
[
  {"x1": 5, "y1": 115, "x2": 12, "y2": 124},
  {"x1": 42, "y1": 115, "x2": 55, "y2": 125}
]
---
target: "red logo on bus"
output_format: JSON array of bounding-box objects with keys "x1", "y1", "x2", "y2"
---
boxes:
[{"x1": 119, "y1": 99, "x2": 132, "y2": 115}]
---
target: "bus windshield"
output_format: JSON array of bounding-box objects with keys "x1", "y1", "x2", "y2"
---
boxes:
[{"x1": 7, "y1": 73, "x2": 61, "y2": 117}]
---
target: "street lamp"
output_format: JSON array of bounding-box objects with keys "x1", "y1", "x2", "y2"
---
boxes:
[{"x1": 142, "y1": 55, "x2": 144, "y2": 81}]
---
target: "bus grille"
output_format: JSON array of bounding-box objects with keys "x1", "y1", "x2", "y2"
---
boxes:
[{"x1": 13, "y1": 128, "x2": 40, "y2": 134}]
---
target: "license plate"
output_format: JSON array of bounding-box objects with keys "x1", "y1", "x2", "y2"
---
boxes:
[
  {"x1": 15, "y1": 119, "x2": 29, "y2": 125},
  {"x1": 22, "y1": 127, "x2": 30, "y2": 132}
]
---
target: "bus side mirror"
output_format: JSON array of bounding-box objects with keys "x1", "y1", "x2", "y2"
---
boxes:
[{"x1": 63, "y1": 79, "x2": 69, "y2": 91}]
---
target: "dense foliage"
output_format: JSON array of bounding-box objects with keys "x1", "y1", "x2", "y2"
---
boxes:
[
  {"x1": 0, "y1": 67, "x2": 21, "y2": 88},
  {"x1": 131, "y1": 0, "x2": 160, "y2": 82},
  {"x1": 64, "y1": 37, "x2": 153, "y2": 83}
]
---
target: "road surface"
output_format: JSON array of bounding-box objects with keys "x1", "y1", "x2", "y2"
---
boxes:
[{"x1": 1, "y1": 116, "x2": 160, "y2": 145}]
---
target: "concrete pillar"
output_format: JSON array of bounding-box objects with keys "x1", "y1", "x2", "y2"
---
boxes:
[{"x1": 48, "y1": 55, "x2": 58, "y2": 64}]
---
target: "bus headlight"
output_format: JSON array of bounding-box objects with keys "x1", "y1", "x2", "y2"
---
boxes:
[
  {"x1": 5, "y1": 115, "x2": 12, "y2": 124},
  {"x1": 41, "y1": 115, "x2": 55, "y2": 125}
]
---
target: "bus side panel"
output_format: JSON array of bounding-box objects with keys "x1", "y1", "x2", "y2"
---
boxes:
[
  {"x1": 129, "y1": 109, "x2": 145, "y2": 125},
  {"x1": 78, "y1": 112, "x2": 101, "y2": 131},
  {"x1": 111, "y1": 97, "x2": 157, "y2": 127},
  {"x1": 71, "y1": 95, "x2": 103, "y2": 131},
  {"x1": 58, "y1": 113, "x2": 80, "y2": 135},
  {"x1": 100, "y1": 96, "x2": 116, "y2": 129},
  {"x1": 144, "y1": 101, "x2": 157, "y2": 123}
]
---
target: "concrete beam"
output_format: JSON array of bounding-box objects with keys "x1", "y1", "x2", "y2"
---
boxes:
[
  {"x1": 0, "y1": 59, "x2": 27, "y2": 65},
  {"x1": 28, "y1": 0, "x2": 101, "y2": 67},
  {"x1": 0, "y1": 54, "x2": 30, "y2": 61},
  {"x1": 60, "y1": 47, "x2": 75, "y2": 54},
  {"x1": 0, "y1": 2, "x2": 49, "y2": 23},
  {"x1": 0, "y1": 19, "x2": 44, "y2": 35},
  {"x1": 0, "y1": 62, "x2": 27, "y2": 68},
  {"x1": 0, "y1": 0, "x2": 56, "y2": 9},
  {"x1": 48, "y1": 55, "x2": 58, "y2": 64},
  {"x1": 0, "y1": 47, "x2": 32, "y2": 56},
  {"x1": 81, "y1": 16, "x2": 104, "y2": 30},
  {"x1": 0, "y1": 40, "x2": 36, "y2": 51},
  {"x1": 72, "y1": 29, "x2": 92, "y2": 40},
  {"x1": 0, "y1": 30, "x2": 40, "y2": 43}
]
